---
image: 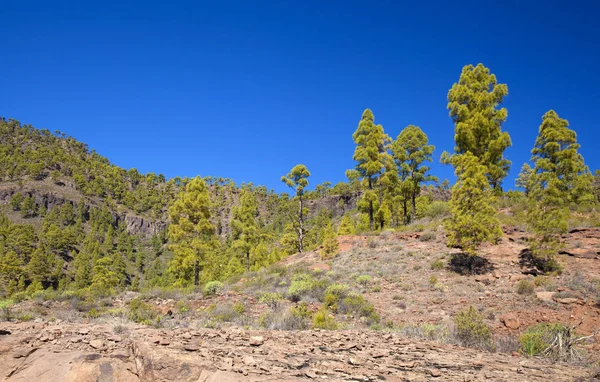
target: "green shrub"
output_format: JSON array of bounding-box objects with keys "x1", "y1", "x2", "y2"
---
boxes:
[
  {"x1": 87, "y1": 308, "x2": 101, "y2": 319},
  {"x1": 453, "y1": 306, "x2": 493, "y2": 350},
  {"x1": 519, "y1": 323, "x2": 566, "y2": 357},
  {"x1": 430, "y1": 259, "x2": 445, "y2": 270},
  {"x1": 233, "y1": 302, "x2": 245, "y2": 315},
  {"x1": 204, "y1": 281, "x2": 223, "y2": 296},
  {"x1": 339, "y1": 292, "x2": 379, "y2": 323},
  {"x1": 176, "y1": 301, "x2": 191, "y2": 313},
  {"x1": 259, "y1": 292, "x2": 284, "y2": 308},
  {"x1": 356, "y1": 275, "x2": 372, "y2": 286},
  {"x1": 429, "y1": 275, "x2": 438, "y2": 286},
  {"x1": 324, "y1": 283, "x2": 349, "y2": 312},
  {"x1": 534, "y1": 276, "x2": 551, "y2": 288},
  {"x1": 516, "y1": 280, "x2": 535, "y2": 295},
  {"x1": 312, "y1": 308, "x2": 337, "y2": 330},
  {"x1": 287, "y1": 274, "x2": 315, "y2": 302},
  {"x1": 127, "y1": 298, "x2": 159, "y2": 325},
  {"x1": 419, "y1": 231, "x2": 437, "y2": 242}
]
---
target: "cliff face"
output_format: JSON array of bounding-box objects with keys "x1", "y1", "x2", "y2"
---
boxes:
[{"x1": 0, "y1": 183, "x2": 167, "y2": 237}]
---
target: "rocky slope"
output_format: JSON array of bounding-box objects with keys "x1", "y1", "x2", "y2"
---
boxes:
[{"x1": 0, "y1": 321, "x2": 595, "y2": 381}]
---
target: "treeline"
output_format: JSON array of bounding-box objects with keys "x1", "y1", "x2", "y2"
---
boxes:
[{"x1": 0, "y1": 62, "x2": 599, "y2": 296}]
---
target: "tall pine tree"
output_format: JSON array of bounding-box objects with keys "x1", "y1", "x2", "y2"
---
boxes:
[
  {"x1": 348, "y1": 109, "x2": 392, "y2": 230},
  {"x1": 447, "y1": 63, "x2": 511, "y2": 190},
  {"x1": 167, "y1": 177, "x2": 217, "y2": 286},
  {"x1": 281, "y1": 165, "x2": 310, "y2": 253},
  {"x1": 527, "y1": 110, "x2": 594, "y2": 271},
  {"x1": 391, "y1": 125, "x2": 436, "y2": 224}
]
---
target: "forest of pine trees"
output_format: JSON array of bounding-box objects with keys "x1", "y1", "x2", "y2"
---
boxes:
[{"x1": 0, "y1": 63, "x2": 597, "y2": 298}]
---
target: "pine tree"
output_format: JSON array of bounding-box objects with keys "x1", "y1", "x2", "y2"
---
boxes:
[
  {"x1": 91, "y1": 257, "x2": 120, "y2": 295},
  {"x1": 0, "y1": 251, "x2": 24, "y2": 295},
  {"x1": 527, "y1": 110, "x2": 594, "y2": 271},
  {"x1": 231, "y1": 188, "x2": 261, "y2": 271},
  {"x1": 348, "y1": 109, "x2": 392, "y2": 230},
  {"x1": 337, "y1": 214, "x2": 356, "y2": 235},
  {"x1": 391, "y1": 125, "x2": 436, "y2": 223},
  {"x1": 516, "y1": 163, "x2": 534, "y2": 196},
  {"x1": 447, "y1": 63, "x2": 511, "y2": 190},
  {"x1": 21, "y1": 195, "x2": 37, "y2": 218},
  {"x1": 445, "y1": 152, "x2": 502, "y2": 254},
  {"x1": 281, "y1": 164, "x2": 310, "y2": 253},
  {"x1": 320, "y1": 223, "x2": 338, "y2": 260},
  {"x1": 167, "y1": 177, "x2": 217, "y2": 286}
]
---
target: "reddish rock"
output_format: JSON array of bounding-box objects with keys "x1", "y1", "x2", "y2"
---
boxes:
[{"x1": 499, "y1": 313, "x2": 521, "y2": 329}]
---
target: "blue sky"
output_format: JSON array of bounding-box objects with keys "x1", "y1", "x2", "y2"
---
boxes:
[{"x1": 2, "y1": 1, "x2": 599, "y2": 193}]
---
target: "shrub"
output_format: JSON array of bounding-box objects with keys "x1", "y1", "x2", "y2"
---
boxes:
[
  {"x1": 287, "y1": 274, "x2": 316, "y2": 302},
  {"x1": 312, "y1": 308, "x2": 337, "y2": 330},
  {"x1": 419, "y1": 231, "x2": 437, "y2": 242},
  {"x1": 127, "y1": 298, "x2": 159, "y2": 325},
  {"x1": 204, "y1": 281, "x2": 223, "y2": 296},
  {"x1": 534, "y1": 276, "x2": 551, "y2": 288},
  {"x1": 339, "y1": 292, "x2": 379, "y2": 324},
  {"x1": 429, "y1": 275, "x2": 438, "y2": 286},
  {"x1": 356, "y1": 275, "x2": 372, "y2": 286},
  {"x1": 324, "y1": 284, "x2": 350, "y2": 312},
  {"x1": 430, "y1": 259, "x2": 445, "y2": 270},
  {"x1": 259, "y1": 292, "x2": 284, "y2": 309},
  {"x1": 453, "y1": 306, "x2": 493, "y2": 350},
  {"x1": 87, "y1": 308, "x2": 101, "y2": 319},
  {"x1": 518, "y1": 323, "x2": 567, "y2": 357},
  {"x1": 367, "y1": 238, "x2": 378, "y2": 248},
  {"x1": 516, "y1": 280, "x2": 535, "y2": 295}
]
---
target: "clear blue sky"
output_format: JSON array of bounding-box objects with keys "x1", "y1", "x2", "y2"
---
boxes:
[{"x1": 2, "y1": 1, "x2": 599, "y2": 193}]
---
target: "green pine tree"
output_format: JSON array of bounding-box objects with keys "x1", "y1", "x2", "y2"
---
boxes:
[
  {"x1": 337, "y1": 214, "x2": 356, "y2": 235},
  {"x1": 167, "y1": 177, "x2": 217, "y2": 286},
  {"x1": 281, "y1": 164, "x2": 311, "y2": 253},
  {"x1": 231, "y1": 188, "x2": 261, "y2": 271},
  {"x1": 527, "y1": 110, "x2": 594, "y2": 271},
  {"x1": 447, "y1": 63, "x2": 511, "y2": 190},
  {"x1": 391, "y1": 125, "x2": 436, "y2": 224},
  {"x1": 445, "y1": 152, "x2": 502, "y2": 255},
  {"x1": 348, "y1": 109, "x2": 392, "y2": 230}
]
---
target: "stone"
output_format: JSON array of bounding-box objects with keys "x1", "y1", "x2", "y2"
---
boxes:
[
  {"x1": 159, "y1": 339, "x2": 171, "y2": 346},
  {"x1": 499, "y1": 313, "x2": 520, "y2": 329},
  {"x1": 249, "y1": 336, "x2": 264, "y2": 346},
  {"x1": 89, "y1": 339, "x2": 104, "y2": 349},
  {"x1": 536, "y1": 291, "x2": 555, "y2": 303},
  {"x1": 429, "y1": 368, "x2": 441, "y2": 377},
  {"x1": 183, "y1": 344, "x2": 199, "y2": 352},
  {"x1": 78, "y1": 328, "x2": 90, "y2": 335},
  {"x1": 555, "y1": 297, "x2": 579, "y2": 304}
]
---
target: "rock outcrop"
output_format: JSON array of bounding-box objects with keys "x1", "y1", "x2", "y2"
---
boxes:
[{"x1": 0, "y1": 322, "x2": 592, "y2": 381}]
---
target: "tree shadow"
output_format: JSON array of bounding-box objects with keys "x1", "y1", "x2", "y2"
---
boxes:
[
  {"x1": 518, "y1": 249, "x2": 559, "y2": 275},
  {"x1": 448, "y1": 253, "x2": 494, "y2": 275}
]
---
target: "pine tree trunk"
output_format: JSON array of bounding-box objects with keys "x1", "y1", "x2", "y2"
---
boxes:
[
  {"x1": 368, "y1": 178, "x2": 374, "y2": 231},
  {"x1": 194, "y1": 259, "x2": 200, "y2": 286},
  {"x1": 298, "y1": 195, "x2": 304, "y2": 253},
  {"x1": 411, "y1": 191, "x2": 417, "y2": 223}
]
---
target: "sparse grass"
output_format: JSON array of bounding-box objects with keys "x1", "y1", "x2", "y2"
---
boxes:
[{"x1": 430, "y1": 259, "x2": 445, "y2": 270}]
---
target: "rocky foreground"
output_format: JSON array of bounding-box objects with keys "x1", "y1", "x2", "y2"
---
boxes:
[{"x1": 0, "y1": 321, "x2": 595, "y2": 381}]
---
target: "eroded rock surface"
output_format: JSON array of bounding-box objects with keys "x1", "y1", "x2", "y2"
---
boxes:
[{"x1": 0, "y1": 322, "x2": 593, "y2": 381}]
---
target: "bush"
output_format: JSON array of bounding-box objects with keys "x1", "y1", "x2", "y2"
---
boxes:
[
  {"x1": 419, "y1": 231, "x2": 437, "y2": 242},
  {"x1": 259, "y1": 292, "x2": 284, "y2": 309},
  {"x1": 516, "y1": 280, "x2": 535, "y2": 295},
  {"x1": 356, "y1": 275, "x2": 372, "y2": 286},
  {"x1": 519, "y1": 323, "x2": 566, "y2": 357},
  {"x1": 324, "y1": 283, "x2": 350, "y2": 312},
  {"x1": 339, "y1": 292, "x2": 379, "y2": 324},
  {"x1": 204, "y1": 281, "x2": 223, "y2": 296},
  {"x1": 430, "y1": 259, "x2": 445, "y2": 270},
  {"x1": 128, "y1": 298, "x2": 159, "y2": 325},
  {"x1": 287, "y1": 274, "x2": 315, "y2": 302},
  {"x1": 429, "y1": 275, "x2": 438, "y2": 286},
  {"x1": 312, "y1": 308, "x2": 337, "y2": 330},
  {"x1": 453, "y1": 306, "x2": 493, "y2": 350}
]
